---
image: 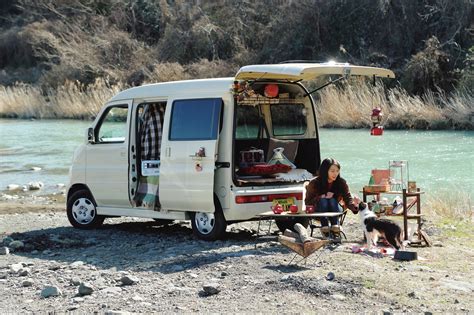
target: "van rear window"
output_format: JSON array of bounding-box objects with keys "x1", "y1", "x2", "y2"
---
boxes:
[
  {"x1": 169, "y1": 98, "x2": 222, "y2": 140},
  {"x1": 236, "y1": 106, "x2": 260, "y2": 139},
  {"x1": 270, "y1": 104, "x2": 307, "y2": 136}
]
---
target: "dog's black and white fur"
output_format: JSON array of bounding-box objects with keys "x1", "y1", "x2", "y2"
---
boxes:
[{"x1": 358, "y1": 201, "x2": 405, "y2": 250}]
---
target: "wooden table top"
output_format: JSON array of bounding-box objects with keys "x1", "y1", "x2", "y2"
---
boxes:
[{"x1": 256, "y1": 211, "x2": 344, "y2": 218}]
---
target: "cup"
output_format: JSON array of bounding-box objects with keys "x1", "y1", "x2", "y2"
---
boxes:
[
  {"x1": 408, "y1": 181, "x2": 417, "y2": 193},
  {"x1": 305, "y1": 205, "x2": 315, "y2": 214},
  {"x1": 272, "y1": 204, "x2": 284, "y2": 214},
  {"x1": 289, "y1": 204, "x2": 298, "y2": 213}
]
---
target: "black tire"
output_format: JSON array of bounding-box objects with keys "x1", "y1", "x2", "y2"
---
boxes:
[
  {"x1": 67, "y1": 189, "x2": 105, "y2": 229},
  {"x1": 191, "y1": 199, "x2": 227, "y2": 241},
  {"x1": 275, "y1": 217, "x2": 310, "y2": 233}
]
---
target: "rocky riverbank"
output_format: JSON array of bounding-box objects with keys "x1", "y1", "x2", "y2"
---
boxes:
[{"x1": 0, "y1": 201, "x2": 473, "y2": 313}]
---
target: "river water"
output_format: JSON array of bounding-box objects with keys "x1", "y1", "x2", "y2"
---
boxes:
[{"x1": 1, "y1": 119, "x2": 473, "y2": 198}]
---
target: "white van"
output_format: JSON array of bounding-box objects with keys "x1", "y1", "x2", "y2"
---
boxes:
[{"x1": 67, "y1": 63, "x2": 394, "y2": 240}]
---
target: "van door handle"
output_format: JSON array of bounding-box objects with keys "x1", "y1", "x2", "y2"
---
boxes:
[
  {"x1": 165, "y1": 147, "x2": 171, "y2": 157},
  {"x1": 215, "y1": 162, "x2": 230, "y2": 169},
  {"x1": 120, "y1": 151, "x2": 126, "y2": 157}
]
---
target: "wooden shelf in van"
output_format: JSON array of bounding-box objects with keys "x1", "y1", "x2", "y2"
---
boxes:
[{"x1": 238, "y1": 97, "x2": 305, "y2": 106}]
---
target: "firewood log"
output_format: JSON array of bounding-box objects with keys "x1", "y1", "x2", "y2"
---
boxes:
[
  {"x1": 278, "y1": 235, "x2": 305, "y2": 257},
  {"x1": 283, "y1": 229, "x2": 300, "y2": 239},
  {"x1": 294, "y1": 223, "x2": 312, "y2": 243}
]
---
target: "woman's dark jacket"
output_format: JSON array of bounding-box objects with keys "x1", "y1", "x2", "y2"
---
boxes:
[{"x1": 305, "y1": 176, "x2": 356, "y2": 212}]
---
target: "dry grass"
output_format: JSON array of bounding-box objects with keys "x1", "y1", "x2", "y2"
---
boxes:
[
  {"x1": 1, "y1": 76, "x2": 473, "y2": 127},
  {"x1": 0, "y1": 79, "x2": 122, "y2": 119},
  {"x1": 425, "y1": 191, "x2": 473, "y2": 222},
  {"x1": 316, "y1": 81, "x2": 473, "y2": 130}
]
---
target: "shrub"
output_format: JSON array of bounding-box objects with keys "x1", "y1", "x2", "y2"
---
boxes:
[{"x1": 403, "y1": 36, "x2": 458, "y2": 95}]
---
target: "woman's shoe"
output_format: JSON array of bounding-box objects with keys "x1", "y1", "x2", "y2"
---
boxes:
[
  {"x1": 330, "y1": 225, "x2": 342, "y2": 242},
  {"x1": 321, "y1": 226, "x2": 330, "y2": 239}
]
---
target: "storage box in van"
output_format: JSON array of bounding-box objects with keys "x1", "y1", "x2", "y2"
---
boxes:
[{"x1": 67, "y1": 62, "x2": 394, "y2": 240}]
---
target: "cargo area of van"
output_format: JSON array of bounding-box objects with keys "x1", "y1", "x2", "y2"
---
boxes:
[{"x1": 233, "y1": 81, "x2": 320, "y2": 186}]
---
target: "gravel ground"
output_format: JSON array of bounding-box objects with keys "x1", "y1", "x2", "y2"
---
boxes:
[{"x1": 1, "y1": 200, "x2": 473, "y2": 314}]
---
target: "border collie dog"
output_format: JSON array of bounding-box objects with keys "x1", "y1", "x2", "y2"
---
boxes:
[{"x1": 358, "y1": 202, "x2": 405, "y2": 250}]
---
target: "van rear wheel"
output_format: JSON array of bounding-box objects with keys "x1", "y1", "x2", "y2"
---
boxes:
[
  {"x1": 275, "y1": 217, "x2": 309, "y2": 233},
  {"x1": 67, "y1": 189, "x2": 105, "y2": 229},
  {"x1": 191, "y1": 207, "x2": 227, "y2": 241}
]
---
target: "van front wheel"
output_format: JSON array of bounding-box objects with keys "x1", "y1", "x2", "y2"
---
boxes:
[
  {"x1": 191, "y1": 209, "x2": 227, "y2": 241},
  {"x1": 67, "y1": 189, "x2": 105, "y2": 229}
]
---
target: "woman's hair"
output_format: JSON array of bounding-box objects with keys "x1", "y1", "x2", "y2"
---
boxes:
[{"x1": 317, "y1": 158, "x2": 341, "y2": 191}]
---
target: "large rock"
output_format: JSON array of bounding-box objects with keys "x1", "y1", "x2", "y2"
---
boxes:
[
  {"x1": 120, "y1": 275, "x2": 139, "y2": 286},
  {"x1": 7, "y1": 184, "x2": 21, "y2": 191},
  {"x1": 9, "y1": 240, "x2": 24, "y2": 250},
  {"x1": 202, "y1": 283, "x2": 221, "y2": 296},
  {"x1": 78, "y1": 282, "x2": 94, "y2": 296},
  {"x1": 41, "y1": 286, "x2": 62, "y2": 298},
  {"x1": 10, "y1": 263, "x2": 23, "y2": 273},
  {"x1": 28, "y1": 182, "x2": 44, "y2": 190},
  {"x1": 0, "y1": 247, "x2": 9, "y2": 255}
]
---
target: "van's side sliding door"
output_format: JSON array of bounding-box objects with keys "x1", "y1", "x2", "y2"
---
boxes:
[{"x1": 159, "y1": 98, "x2": 222, "y2": 213}]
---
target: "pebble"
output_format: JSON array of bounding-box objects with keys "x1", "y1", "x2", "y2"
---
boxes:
[
  {"x1": 326, "y1": 272, "x2": 335, "y2": 281},
  {"x1": 101, "y1": 287, "x2": 123, "y2": 294},
  {"x1": 202, "y1": 283, "x2": 221, "y2": 296},
  {"x1": 408, "y1": 291, "x2": 419, "y2": 299},
  {"x1": 18, "y1": 267, "x2": 31, "y2": 277},
  {"x1": 331, "y1": 294, "x2": 346, "y2": 301},
  {"x1": 41, "y1": 286, "x2": 62, "y2": 298},
  {"x1": 70, "y1": 277, "x2": 82, "y2": 286},
  {"x1": 22, "y1": 279, "x2": 34, "y2": 287}
]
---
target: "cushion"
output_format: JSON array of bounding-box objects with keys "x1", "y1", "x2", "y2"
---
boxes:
[
  {"x1": 266, "y1": 138, "x2": 299, "y2": 162},
  {"x1": 239, "y1": 164, "x2": 292, "y2": 176}
]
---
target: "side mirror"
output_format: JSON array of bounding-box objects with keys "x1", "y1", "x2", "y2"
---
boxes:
[{"x1": 87, "y1": 127, "x2": 95, "y2": 143}]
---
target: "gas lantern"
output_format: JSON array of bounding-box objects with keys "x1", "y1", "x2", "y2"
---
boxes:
[{"x1": 370, "y1": 107, "x2": 384, "y2": 136}]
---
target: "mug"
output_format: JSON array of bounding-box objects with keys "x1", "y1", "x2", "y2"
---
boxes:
[
  {"x1": 289, "y1": 204, "x2": 298, "y2": 213},
  {"x1": 272, "y1": 204, "x2": 284, "y2": 214}
]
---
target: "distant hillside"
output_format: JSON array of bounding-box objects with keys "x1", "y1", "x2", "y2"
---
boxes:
[{"x1": 0, "y1": 0, "x2": 472, "y2": 95}]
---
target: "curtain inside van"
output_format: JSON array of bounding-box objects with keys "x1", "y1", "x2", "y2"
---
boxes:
[{"x1": 133, "y1": 104, "x2": 164, "y2": 210}]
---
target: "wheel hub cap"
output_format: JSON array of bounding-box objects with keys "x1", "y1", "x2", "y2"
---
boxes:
[
  {"x1": 72, "y1": 198, "x2": 96, "y2": 224},
  {"x1": 194, "y1": 212, "x2": 215, "y2": 235}
]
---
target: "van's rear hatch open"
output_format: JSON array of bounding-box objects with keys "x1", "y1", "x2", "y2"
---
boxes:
[{"x1": 235, "y1": 62, "x2": 395, "y2": 81}]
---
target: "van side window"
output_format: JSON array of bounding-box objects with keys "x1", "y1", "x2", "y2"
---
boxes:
[
  {"x1": 169, "y1": 98, "x2": 222, "y2": 140},
  {"x1": 236, "y1": 106, "x2": 260, "y2": 139},
  {"x1": 97, "y1": 105, "x2": 128, "y2": 143},
  {"x1": 270, "y1": 104, "x2": 307, "y2": 136}
]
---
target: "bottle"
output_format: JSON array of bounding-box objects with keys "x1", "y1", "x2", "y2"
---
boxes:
[{"x1": 368, "y1": 174, "x2": 375, "y2": 186}]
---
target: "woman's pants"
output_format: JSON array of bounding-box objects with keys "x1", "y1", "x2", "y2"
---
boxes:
[{"x1": 317, "y1": 198, "x2": 341, "y2": 226}]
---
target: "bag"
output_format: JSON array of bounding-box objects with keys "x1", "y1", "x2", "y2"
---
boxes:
[{"x1": 267, "y1": 147, "x2": 296, "y2": 169}]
